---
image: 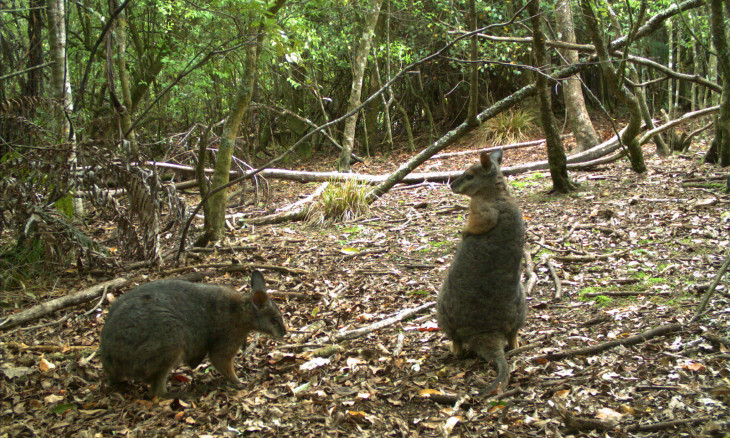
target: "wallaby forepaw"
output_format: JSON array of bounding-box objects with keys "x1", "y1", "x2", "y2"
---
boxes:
[{"x1": 450, "y1": 341, "x2": 465, "y2": 357}]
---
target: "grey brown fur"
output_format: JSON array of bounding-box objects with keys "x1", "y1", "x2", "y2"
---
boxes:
[
  {"x1": 437, "y1": 150, "x2": 526, "y2": 394},
  {"x1": 99, "y1": 271, "x2": 285, "y2": 397}
]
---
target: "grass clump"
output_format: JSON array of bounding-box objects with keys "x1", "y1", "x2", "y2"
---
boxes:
[
  {"x1": 482, "y1": 108, "x2": 536, "y2": 145},
  {"x1": 306, "y1": 179, "x2": 371, "y2": 225}
]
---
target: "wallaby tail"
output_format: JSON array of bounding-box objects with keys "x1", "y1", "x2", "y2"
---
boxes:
[{"x1": 470, "y1": 333, "x2": 510, "y2": 395}]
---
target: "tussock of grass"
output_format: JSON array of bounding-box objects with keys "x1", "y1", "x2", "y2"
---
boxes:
[
  {"x1": 306, "y1": 179, "x2": 371, "y2": 225},
  {"x1": 482, "y1": 108, "x2": 536, "y2": 145}
]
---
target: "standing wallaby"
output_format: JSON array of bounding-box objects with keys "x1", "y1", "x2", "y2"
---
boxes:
[
  {"x1": 437, "y1": 149, "x2": 526, "y2": 394},
  {"x1": 99, "y1": 271, "x2": 286, "y2": 397}
]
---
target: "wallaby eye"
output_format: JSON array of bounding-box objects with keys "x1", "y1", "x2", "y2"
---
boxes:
[{"x1": 464, "y1": 174, "x2": 474, "y2": 181}]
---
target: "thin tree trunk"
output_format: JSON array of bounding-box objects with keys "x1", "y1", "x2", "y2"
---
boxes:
[
  {"x1": 704, "y1": 0, "x2": 730, "y2": 166},
  {"x1": 555, "y1": 0, "x2": 601, "y2": 152},
  {"x1": 48, "y1": 0, "x2": 83, "y2": 216},
  {"x1": 629, "y1": 65, "x2": 670, "y2": 156},
  {"x1": 467, "y1": 0, "x2": 479, "y2": 126},
  {"x1": 528, "y1": 0, "x2": 574, "y2": 192},
  {"x1": 199, "y1": 0, "x2": 287, "y2": 245},
  {"x1": 581, "y1": 0, "x2": 647, "y2": 173},
  {"x1": 667, "y1": 17, "x2": 675, "y2": 118},
  {"x1": 112, "y1": 0, "x2": 135, "y2": 144},
  {"x1": 338, "y1": 0, "x2": 384, "y2": 171},
  {"x1": 25, "y1": 0, "x2": 45, "y2": 100}
]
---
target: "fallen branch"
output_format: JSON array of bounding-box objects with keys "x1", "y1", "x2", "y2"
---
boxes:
[
  {"x1": 523, "y1": 249, "x2": 538, "y2": 296},
  {"x1": 554, "y1": 250, "x2": 629, "y2": 263},
  {"x1": 691, "y1": 248, "x2": 730, "y2": 323},
  {"x1": 581, "y1": 291, "x2": 670, "y2": 297},
  {"x1": 5, "y1": 342, "x2": 92, "y2": 353},
  {"x1": 545, "y1": 258, "x2": 563, "y2": 299},
  {"x1": 335, "y1": 301, "x2": 436, "y2": 341},
  {"x1": 430, "y1": 136, "x2": 570, "y2": 160},
  {"x1": 343, "y1": 248, "x2": 388, "y2": 260},
  {"x1": 535, "y1": 323, "x2": 682, "y2": 361},
  {"x1": 701, "y1": 331, "x2": 730, "y2": 348},
  {"x1": 163, "y1": 263, "x2": 311, "y2": 277},
  {"x1": 0, "y1": 277, "x2": 129, "y2": 330},
  {"x1": 552, "y1": 401, "x2": 615, "y2": 433},
  {"x1": 626, "y1": 416, "x2": 714, "y2": 432}
]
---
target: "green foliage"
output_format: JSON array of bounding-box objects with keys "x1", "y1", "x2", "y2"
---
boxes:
[
  {"x1": 481, "y1": 108, "x2": 536, "y2": 146},
  {"x1": 0, "y1": 238, "x2": 45, "y2": 291},
  {"x1": 306, "y1": 179, "x2": 371, "y2": 224}
]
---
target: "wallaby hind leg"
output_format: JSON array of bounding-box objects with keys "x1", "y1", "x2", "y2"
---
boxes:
[
  {"x1": 147, "y1": 348, "x2": 184, "y2": 398},
  {"x1": 148, "y1": 370, "x2": 171, "y2": 398},
  {"x1": 507, "y1": 330, "x2": 520, "y2": 351},
  {"x1": 471, "y1": 334, "x2": 511, "y2": 395}
]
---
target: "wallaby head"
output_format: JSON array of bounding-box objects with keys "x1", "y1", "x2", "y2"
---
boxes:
[
  {"x1": 247, "y1": 270, "x2": 286, "y2": 339},
  {"x1": 450, "y1": 149, "x2": 506, "y2": 198}
]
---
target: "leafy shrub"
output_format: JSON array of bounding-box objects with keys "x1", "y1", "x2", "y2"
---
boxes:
[{"x1": 482, "y1": 108, "x2": 536, "y2": 145}]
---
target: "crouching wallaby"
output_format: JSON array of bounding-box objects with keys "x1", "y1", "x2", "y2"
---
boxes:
[
  {"x1": 437, "y1": 149, "x2": 526, "y2": 394},
  {"x1": 99, "y1": 271, "x2": 286, "y2": 397}
]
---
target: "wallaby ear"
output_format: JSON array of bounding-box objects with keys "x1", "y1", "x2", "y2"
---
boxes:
[
  {"x1": 480, "y1": 149, "x2": 503, "y2": 170},
  {"x1": 250, "y1": 271, "x2": 268, "y2": 307},
  {"x1": 479, "y1": 152, "x2": 491, "y2": 169},
  {"x1": 252, "y1": 289, "x2": 269, "y2": 307},
  {"x1": 250, "y1": 270, "x2": 266, "y2": 292},
  {"x1": 489, "y1": 149, "x2": 503, "y2": 166}
]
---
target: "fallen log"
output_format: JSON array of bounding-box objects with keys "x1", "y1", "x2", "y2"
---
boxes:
[{"x1": 0, "y1": 277, "x2": 129, "y2": 330}]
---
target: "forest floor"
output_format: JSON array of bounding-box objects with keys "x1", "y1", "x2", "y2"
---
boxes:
[{"x1": 2, "y1": 129, "x2": 730, "y2": 437}]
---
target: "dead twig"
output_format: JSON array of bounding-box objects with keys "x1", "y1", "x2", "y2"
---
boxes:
[
  {"x1": 701, "y1": 331, "x2": 730, "y2": 348},
  {"x1": 163, "y1": 263, "x2": 311, "y2": 276},
  {"x1": 534, "y1": 323, "x2": 682, "y2": 361},
  {"x1": 554, "y1": 250, "x2": 629, "y2": 263},
  {"x1": 334, "y1": 301, "x2": 436, "y2": 341},
  {"x1": 626, "y1": 416, "x2": 714, "y2": 432},
  {"x1": 545, "y1": 258, "x2": 562, "y2": 299},
  {"x1": 5, "y1": 342, "x2": 92, "y2": 352},
  {"x1": 523, "y1": 248, "x2": 538, "y2": 296},
  {"x1": 691, "y1": 248, "x2": 730, "y2": 323},
  {"x1": 581, "y1": 291, "x2": 671, "y2": 297},
  {"x1": 343, "y1": 248, "x2": 388, "y2": 260}
]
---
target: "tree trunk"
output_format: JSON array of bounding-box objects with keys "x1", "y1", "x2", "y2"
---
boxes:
[
  {"x1": 112, "y1": 0, "x2": 136, "y2": 144},
  {"x1": 24, "y1": 0, "x2": 45, "y2": 100},
  {"x1": 629, "y1": 65, "x2": 670, "y2": 156},
  {"x1": 337, "y1": 0, "x2": 384, "y2": 172},
  {"x1": 555, "y1": 0, "x2": 601, "y2": 152},
  {"x1": 199, "y1": 0, "x2": 287, "y2": 245},
  {"x1": 528, "y1": 0, "x2": 574, "y2": 193},
  {"x1": 48, "y1": 0, "x2": 84, "y2": 216},
  {"x1": 467, "y1": 0, "x2": 479, "y2": 127},
  {"x1": 704, "y1": 0, "x2": 730, "y2": 167},
  {"x1": 581, "y1": 0, "x2": 646, "y2": 173}
]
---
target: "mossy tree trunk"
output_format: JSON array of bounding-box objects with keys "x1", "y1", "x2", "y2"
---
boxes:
[
  {"x1": 528, "y1": 0, "x2": 574, "y2": 193},
  {"x1": 337, "y1": 0, "x2": 384, "y2": 172},
  {"x1": 198, "y1": 0, "x2": 287, "y2": 246},
  {"x1": 704, "y1": 0, "x2": 730, "y2": 167},
  {"x1": 581, "y1": 0, "x2": 647, "y2": 174}
]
